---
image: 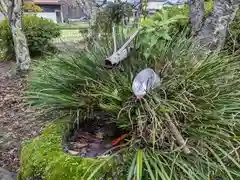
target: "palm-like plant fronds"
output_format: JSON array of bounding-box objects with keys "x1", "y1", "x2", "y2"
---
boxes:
[
  {"x1": 94, "y1": 2, "x2": 133, "y2": 34},
  {"x1": 26, "y1": 32, "x2": 240, "y2": 179}
]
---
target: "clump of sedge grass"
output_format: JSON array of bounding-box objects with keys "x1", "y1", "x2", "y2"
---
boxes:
[{"x1": 25, "y1": 33, "x2": 240, "y2": 179}]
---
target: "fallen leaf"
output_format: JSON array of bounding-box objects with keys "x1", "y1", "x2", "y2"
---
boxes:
[
  {"x1": 68, "y1": 150, "x2": 79, "y2": 155},
  {"x1": 75, "y1": 143, "x2": 88, "y2": 148}
]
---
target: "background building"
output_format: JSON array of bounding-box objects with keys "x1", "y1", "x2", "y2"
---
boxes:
[{"x1": 25, "y1": 0, "x2": 63, "y2": 23}]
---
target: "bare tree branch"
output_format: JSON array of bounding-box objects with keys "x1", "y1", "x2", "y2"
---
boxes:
[
  {"x1": 76, "y1": 0, "x2": 92, "y2": 17},
  {"x1": 0, "y1": 0, "x2": 9, "y2": 18},
  {"x1": 112, "y1": 23, "x2": 117, "y2": 52},
  {"x1": 165, "y1": 113, "x2": 191, "y2": 155}
]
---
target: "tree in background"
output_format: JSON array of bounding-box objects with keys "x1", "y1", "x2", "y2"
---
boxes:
[
  {"x1": 190, "y1": 0, "x2": 240, "y2": 51},
  {"x1": 60, "y1": 0, "x2": 89, "y2": 22},
  {"x1": 60, "y1": 0, "x2": 101, "y2": 44},
  {"x1": 23, "y1": 2, "x2": 43, "y2": 12},
  {"x1": 0, "y1": 0, "x2": 31, "y2": 73},
  {"x1": 78, "y1": 0, "x2": 240, "y2": 53}
]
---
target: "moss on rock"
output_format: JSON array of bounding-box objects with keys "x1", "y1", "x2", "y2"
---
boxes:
[{"x1": 18, "y1": 120, "x2": 115, "y2": 180}]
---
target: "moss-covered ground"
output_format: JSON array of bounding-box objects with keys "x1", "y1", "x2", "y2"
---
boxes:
[{"x1": 18, "y1": 119, "x2": 116, "y2": 180}]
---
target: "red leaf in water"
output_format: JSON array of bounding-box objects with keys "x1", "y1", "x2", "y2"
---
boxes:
[{"x1": 111, "y1": 134, "x2": 129, "y2": 146}]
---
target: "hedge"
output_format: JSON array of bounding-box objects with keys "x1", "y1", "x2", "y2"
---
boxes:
[{"x1": 0, "y1": 15, "x2": 60, "y2": 59}]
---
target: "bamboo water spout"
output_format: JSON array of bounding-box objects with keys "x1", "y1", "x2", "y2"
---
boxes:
[{"x1": 105, "y1": 29, "x2": 139, "y2": 66}]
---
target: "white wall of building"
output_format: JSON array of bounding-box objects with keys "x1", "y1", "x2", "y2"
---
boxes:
[
  {"x1": 146, "y1": 2, "x2": 174, "y2": 11},
  {"x1": 0, "y1": 12, "x2": 63, "y2": 24},
  {"x1": 36, "y1": 12, "x2": 57, "y2": 23},
  {"x1": 147, "y1": 2, "x2": 165, "y2": 10},
  {"x1": 25, "y1": 12, "x2": 58, "y2": 23}
]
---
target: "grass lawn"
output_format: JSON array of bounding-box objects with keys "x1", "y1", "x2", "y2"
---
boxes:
[
  {"x1": 59, "y1": 21, "x2": 89, "y2": 30},
  {"x1": 54, "y1": 21, "x2": 89, "y2": 43},
  {"x1": 53, "y1": 29, "x2": 84, "y2": 44},
  {"x1": 52, "y1": 23, "x2": 138, "y2": 46}
]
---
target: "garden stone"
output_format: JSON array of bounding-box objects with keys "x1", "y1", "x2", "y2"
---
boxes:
[{"x1": 0, "y1": 167, "x2": 17, "y2": 180}]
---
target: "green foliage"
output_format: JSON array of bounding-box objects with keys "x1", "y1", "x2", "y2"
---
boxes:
[
  {"x1": 95, "y1": 2, "x2": 133, "y2": 34},
  {"x1": 23, "y1": 3, "x2": 43, "y2": 12},
  {"x1": 135, "y1": 3, "x2": 213, "y2": 59},
  {"x1": 137, "y1": 10, "x2": 187, "y2": 59},
  {"x1": 163, "y1": 1, "x2": 240, "y2": 52},
  {"x1": 157, "y1": 5, "x2": 190, "y2": 33},
  {"x1": 0, "y1": 7, "x2": 4, "y2": 14},
  {"x1": 225, "y1": 10, "x2": 240, "y2": 53},
  {"x1": 0, "y1": 39, "x2": 6, "y2": 60},
  {"x1": 15, "y1": 2, "x2": 240, "y2": 178},
  {"x1": 25, "y1": 30, "x2": 240, "y2": 179},
  {"x1": 0, "y1": 15, "x2": 60, "y2": 58},
  {"x1": 155, "y1": 1, "x2": 213, "y2": 34},
  {"x1": 18, "y1": 120, "x2": 116, "y2": 180}
]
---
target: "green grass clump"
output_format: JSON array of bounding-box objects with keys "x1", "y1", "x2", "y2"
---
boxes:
[{"x1": 25, "y1": 32, "x2": 240, "y2": 179}]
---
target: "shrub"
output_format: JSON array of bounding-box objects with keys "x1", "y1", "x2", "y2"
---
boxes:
[
  {"x1": 25, "y1": 30, "x2": 240, "y2": 179},
  {"x1": 23, "y1": 3, "x2": 43, "y2": 12},
  {"x1": 0, "y1": 15, "x2": 60, "y2": 58},
  {"x1": 154, "y1": 5, "x2": 190, "y2": 34},
  {"x1": 226, "y1": 10, "x2": 240, "y2": 53},
  {"x1": 137, "y1": 10, "x2": 187, "y2": 59},
  {"x1": 0, "y1": 39, "x2": 6, "y2": 60},
  {"x1": 94, "y1": 2, "x2": 133, "y2": 34},
  {"x1": 154, "y1": 1, "x2": 213, "y2": 34}
]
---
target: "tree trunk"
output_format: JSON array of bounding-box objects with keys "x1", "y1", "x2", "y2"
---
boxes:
[
  {"x1": 192, "y1": 0, "x2": 239, "y2": 51},
  {"x1": 86, "y1": 1, "x2": 100, "y2": 47},
  {"x1": 1, "y1": 0, "x2": 31, "y2": 72},
  {"x1": 189, "y1": 0, "x2": 205, "y2": 35},
  {"x1": 8, "y1": 0, "x2": 31, "y2": 72},
  {"x1": 133, "y1": 3, "x2": 142, "y2": 28},
  {"x1": 76, "y1": 0, "x2": 92, "y2": 18},
  {"x1": 89, "y1": 1, "x2": 98, "y2": 30}
]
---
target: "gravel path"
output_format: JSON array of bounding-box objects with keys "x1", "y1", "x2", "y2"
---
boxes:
[{"x1": 0, "y1": 61, "x2": 45, "y2": 173}]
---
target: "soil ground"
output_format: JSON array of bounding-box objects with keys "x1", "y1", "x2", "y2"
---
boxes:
[{"x1": 0, "y1": 61, "x2": 45, "y2": 173}]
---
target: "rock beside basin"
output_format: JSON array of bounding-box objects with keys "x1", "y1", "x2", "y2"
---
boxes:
[{"x1": 0, "y1": 167, "x2": 17, "y2": 180}]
